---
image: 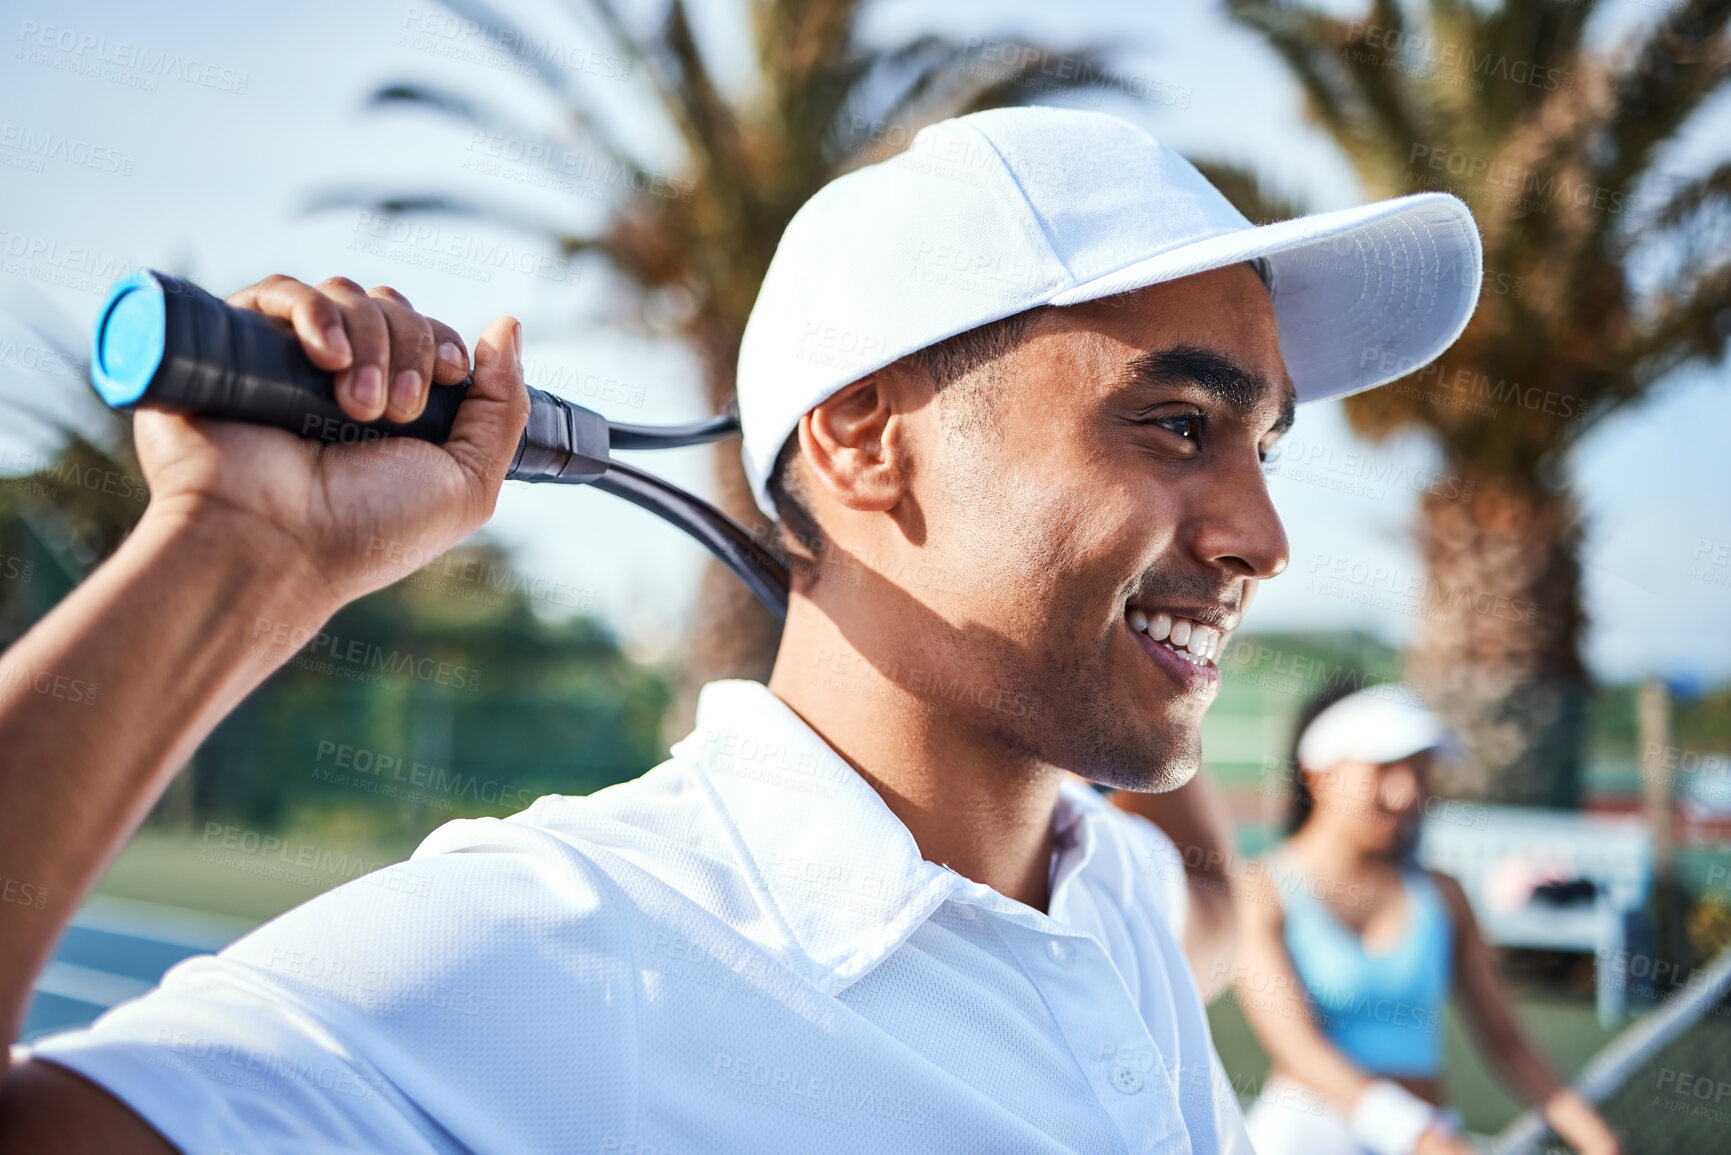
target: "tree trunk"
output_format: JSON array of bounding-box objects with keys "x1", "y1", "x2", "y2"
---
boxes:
[
  {"x1": 1405, "y1": 478, "x2": 1589, "y2": 807},
  {"x1": 661, "y1": 339, "x2": 784, "y2": 744}
]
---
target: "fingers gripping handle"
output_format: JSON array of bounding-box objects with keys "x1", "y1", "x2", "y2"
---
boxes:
[
  {"x1": 92, "y1": 270, "x2": 467, "y2": 446},
  {"x1": 91, "y1": 269, "x2": 608, "y2": 481}
]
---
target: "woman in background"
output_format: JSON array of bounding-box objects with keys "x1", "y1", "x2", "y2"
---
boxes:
[{"x1": 1236, "y1": 682, "x2": 1621, "y2": 1155}]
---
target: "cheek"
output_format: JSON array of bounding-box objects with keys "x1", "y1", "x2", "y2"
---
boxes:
[
  {"x1": 1314, "y1": 768, "x2": 1368, "y2": 805},
  {"x1": 1380, "y1": 776, "x2": 1419, "y2": 809},
  {"x1": 1019, "y1": 506, "x2": 1141, "y2": 637},
  {"x1": 936, "y1": 470, "x2": 1085, "y2": 591},
  {"x1": 924, "y1": 439, "x2": 1146, "y2": 639}
]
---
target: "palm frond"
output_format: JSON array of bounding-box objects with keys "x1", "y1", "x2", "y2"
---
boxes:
[
  {"x1": 1650, "y1": 158, "x2": 1731, "y2": 231},
  {"x1": 1613, "y1": 257, "x2": 1731, "y2": 401},
  {"x1": 949, "y1": 42, "x2": 1115, "y2": 116},
  {"x1": 1594, "y1": 0, "x2": 1731, "y2": 204},
  {"x1": 370, "y1": 84, "x2": 575, "y2": 162},
  {"x1": 432, "y1": 0, "x2": 578, "y2": 97},
  {"x1": 1226, "y1": 0, "x2": 1368, "y2": 158},
  {"x1": 369, "y1": 81, "x2": 652, "y2": 177}
]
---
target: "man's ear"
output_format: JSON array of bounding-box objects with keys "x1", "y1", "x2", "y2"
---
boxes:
[{"x1": 796, "y1": 368, "x2": 917, "y2": 514}]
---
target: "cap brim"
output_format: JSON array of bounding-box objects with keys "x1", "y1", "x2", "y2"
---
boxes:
[{"x1": 1048, "y1": 192, "x2": 1482, "y2": 404}]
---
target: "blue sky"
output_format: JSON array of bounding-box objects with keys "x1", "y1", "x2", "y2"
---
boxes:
[{"x1": 1, "y1": 0, "x2": 1726, "y2": 682}]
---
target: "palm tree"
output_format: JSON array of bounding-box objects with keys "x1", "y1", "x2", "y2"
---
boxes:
[
  {"x1": 1211, "y1": 0, "x2": 1731, "y2": 806},
  {"x1": 0, "y1": 321, "x2": 146, "y2": 649},
  {"x1": 326, "y1": 0, "x2": 1112, "y2": 734}
]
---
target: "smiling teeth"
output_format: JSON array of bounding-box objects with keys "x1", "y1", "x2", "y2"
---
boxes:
[{"x1": 1128, "y1": 610, "x2": 1221, "y2": 666}]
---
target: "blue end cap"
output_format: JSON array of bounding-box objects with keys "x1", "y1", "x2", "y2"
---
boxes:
[{"x1": 91, "y1": 270, "x2": 166, "y2": 407}]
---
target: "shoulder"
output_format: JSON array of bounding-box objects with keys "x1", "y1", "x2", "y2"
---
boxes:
[
  {"x1": 26, "y1": 818, "x2": 647, "y2": 1153},
  {"x1": 1421, "y1": 866, "x2": 1465, "y2": 904},
  {"x1": 23, "y1": 762, "x2": 727, "y2": 1155},
  {"x1": 1423, "y1": 867, "x2": 1474, "y2": 925},
  {"x1": 1234, "y1": 850, "x2": 1290, "y2": 931}
]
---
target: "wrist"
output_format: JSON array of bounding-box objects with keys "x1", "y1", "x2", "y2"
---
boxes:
[
  {"x1": 1542, "y1": 1088, "x2": 1607, "y2": 1142},
  {"x1": 1348, "y1": 1079, "x2": 1442, "y2": 1155},
  {"x1": 136, "y1": 494, "x2": 344, "y2": 625}
]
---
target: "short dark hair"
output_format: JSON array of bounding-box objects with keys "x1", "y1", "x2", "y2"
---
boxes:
[
  {"x1": 766, "y1": 305, "x2": 1046, "y2": 556},
  {"x1": 766, "y1": 259, "x2": 1272, "y2": 555}
]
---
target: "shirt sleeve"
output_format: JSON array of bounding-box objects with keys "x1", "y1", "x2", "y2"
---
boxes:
[{"x1": 23, "y1": 818, "x2": 639, "y2": 1155}]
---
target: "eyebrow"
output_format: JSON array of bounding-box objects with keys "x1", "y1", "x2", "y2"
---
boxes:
[{"x1": 1124, "y1": 343, "x2": 1296, "y2": 437}]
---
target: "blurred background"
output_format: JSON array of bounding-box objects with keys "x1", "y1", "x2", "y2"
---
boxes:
[{"x1": 3, "y1": 0, "x2": 1730, "y2": 1148}]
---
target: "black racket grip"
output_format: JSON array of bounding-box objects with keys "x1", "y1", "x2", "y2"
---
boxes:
[
  {"x1": 133, "y1": 272, "x2": 468, "y2": 445},
  {"x1": 96, "y1": 271, "x2": 607, "y2": 483}
]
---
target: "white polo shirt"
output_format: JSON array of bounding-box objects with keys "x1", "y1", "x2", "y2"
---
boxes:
[{"x1": 27, "y1": 680, "x2": 1252, "y2": 1154}]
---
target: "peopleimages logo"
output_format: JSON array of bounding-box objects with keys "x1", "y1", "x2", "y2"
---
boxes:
[
  {"x1": 249, "y1": 618, "x2": 482, "y2": 692},
  {"x1": 313, "y1": 740, "x2": 538, "y2": 810},
  {"x1": 399, "y1": 7, "x2": 632, "y2": 81},
  {"x1": 461, "y1": 131, "x2": 693, "y2": 202},
  {"x1": 348, "y1": 211, "x2": 584, "y2": 287},
  {"x1": 0, "y1": 122, "x2": 135, "y2": 174},
  {"x1": 0, "y1": 227, "x2": 140, "y2": 296},
  {"x1": 1268, "y1": 435, "x2": 1476, "y2": 502},
  {"x1": 15, "y1": 20, "x2": 250, "y2": 94},
  {"x1": 1345, "y1": 22, "x2": 1574, "y2": 93},
  {"x1": 1305, "y1": 551, "x2": 1539, "y2": 626}
]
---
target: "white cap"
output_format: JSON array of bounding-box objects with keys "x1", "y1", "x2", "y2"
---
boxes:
[
  {"x1": 736, "y1": 106, "x2": 1483, "y2": 519},
  {"x1": 1295, "y1": 684, "x2": 1451, "y2": 772}
]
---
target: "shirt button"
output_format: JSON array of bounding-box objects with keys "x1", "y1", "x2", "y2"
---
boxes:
[
  {"x1": 1046, "y1": 938, "x2": 1069, "y2": 965},
  {"x1": 1110, "y1": 1062, "x2": 1144, "y2": 1094}
]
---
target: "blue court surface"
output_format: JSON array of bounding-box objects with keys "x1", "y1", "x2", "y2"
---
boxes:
[{"x1": 22, "y1": 896, "x2": 255, "y2": 1043}]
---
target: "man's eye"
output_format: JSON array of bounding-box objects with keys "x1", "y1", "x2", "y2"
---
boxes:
[{"x1": 1157, "y1": 414, "x2": 1203, "y2": 441}]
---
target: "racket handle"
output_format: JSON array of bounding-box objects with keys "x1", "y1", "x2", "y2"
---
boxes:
[{"x1": 90, "y1": 269, "x2": 607, "y2": 482}]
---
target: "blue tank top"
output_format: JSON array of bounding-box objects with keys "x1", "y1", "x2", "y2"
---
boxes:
[{"x1": 1273, "y1": 852, "x2": 1454, "y2": 1078}]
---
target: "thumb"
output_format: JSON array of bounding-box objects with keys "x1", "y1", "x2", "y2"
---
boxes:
[{"x1": 443, "y1": 316, "x2": 527, "y2": 494}]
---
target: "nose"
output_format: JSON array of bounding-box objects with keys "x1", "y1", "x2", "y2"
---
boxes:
[
  {"x1": 1379, "y1": 762, "x2": 1420, "y2": 811},
  {"x1": 1187, "y1": 449, "x2": 1289, "y2": 581}
]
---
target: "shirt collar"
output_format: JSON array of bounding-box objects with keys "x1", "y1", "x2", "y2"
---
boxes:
[{"x1": 670, "y1": 680, "x2": 1122, "y2": 995}]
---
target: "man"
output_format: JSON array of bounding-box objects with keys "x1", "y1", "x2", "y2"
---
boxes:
[{"x1": 0, "y1": 108, "x2": 1480, "y2": 1152}]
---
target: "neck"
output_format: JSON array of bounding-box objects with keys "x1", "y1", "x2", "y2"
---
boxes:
[
  {"x1": 1289, "y1": 820, "x2": 1385, "y2": 878},
  {"x1": 766, "y1": 594, "x2": 1064, "y2": 912}
]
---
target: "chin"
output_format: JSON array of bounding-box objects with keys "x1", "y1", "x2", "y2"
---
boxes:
[
  {"x1": 1362, "y1": 818, "x2": 1414, "y2": 856},
  {"x1": 1059, "y1": 711, "x2": 1203, "y2": 794},
  {"x1": 982, "y1": 623, "x2": 1209, "y2": 792}
]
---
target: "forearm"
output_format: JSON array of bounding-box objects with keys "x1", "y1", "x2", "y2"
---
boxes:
[
  {"x1": 1543, "y1": 1087, "x2": 1619, "y2": 1152},
  {"x1": 1493, "y1": 1038, "x2": 1611, "y2": 1146},
  {"x1": 1496, "y1": 1038, "x2": 1564, "y2": 1106},
  {"x1": 0, "y1": 500, "x2": 332, "y2": 1050},
  {"x1": 1240, "y1": 995, "x2": 1371, "y2": 1108},
  {"x1": 1231, "y1": 890, "x2": 1372, "y2": 1109}
]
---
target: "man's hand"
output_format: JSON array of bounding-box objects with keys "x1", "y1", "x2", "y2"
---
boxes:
[
  {"x1": 134, "y1": 275, "x2": 529, "y2": 613},
  {"x1": 0, "y1": 275, "x2": 532, "y2": 1152}
]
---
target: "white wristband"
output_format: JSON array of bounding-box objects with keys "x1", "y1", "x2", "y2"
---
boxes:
[{"x1": 1347, "y1": 1079, "x2": 1442, "y2": 1155}]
